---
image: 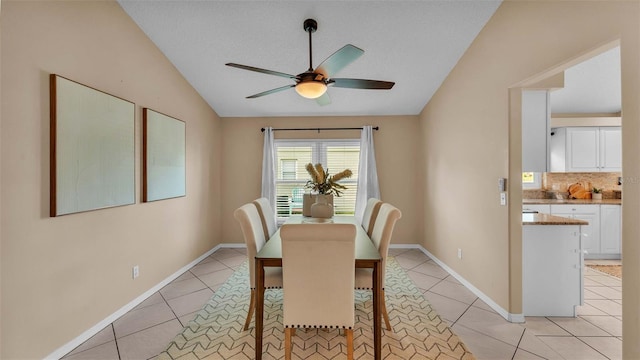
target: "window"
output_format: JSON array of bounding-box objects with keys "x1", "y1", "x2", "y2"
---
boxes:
[
  {"x1": 522, "y1": 172, "x2": 541, "y2": 189},
  {"x1": 280, "y1": 159, "x2": 297, "y2": 180},
  {"x1": 275, "y1": 139, "x2": 360, "y2": 219}
]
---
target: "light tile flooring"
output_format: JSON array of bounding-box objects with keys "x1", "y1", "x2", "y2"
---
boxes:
[{"x1": 62, "y1": 248, "x2": 623, "y2": 360}]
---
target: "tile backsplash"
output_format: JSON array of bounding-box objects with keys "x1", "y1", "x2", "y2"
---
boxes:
[{"x1": 524, "y1": 172, "x2": 622, "y2": 199}]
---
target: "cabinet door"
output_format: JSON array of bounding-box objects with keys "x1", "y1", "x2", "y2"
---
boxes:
[
  {"x1": 550, "y1": 205, "x2": 600, "y2": 256},
  {"x1": 522, "y1": 90, "x2": 549, "y2": 172},
  {"x1": 600, "y1": 127, "x2": 622, "y2": 171},
  {"x1": 566, "y1": 127, "x2": 599, "y2": 172},
  {"x1": 600, "y1": 205, "x2": 621, "y2": 255}
]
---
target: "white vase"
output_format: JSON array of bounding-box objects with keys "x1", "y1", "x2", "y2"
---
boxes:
[
  {"x1": 592, "y1": 193, "x2": 602, "y2": 200},
  {"x1": 310, "y1": 194, "x2": 334, "y2": 218}
]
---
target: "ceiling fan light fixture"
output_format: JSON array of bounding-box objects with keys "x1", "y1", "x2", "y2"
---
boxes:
[{"x1": 295, "y1": 81, "x2": 327, "y2": 99}]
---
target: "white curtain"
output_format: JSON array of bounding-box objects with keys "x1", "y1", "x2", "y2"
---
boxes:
[
  {"x1": 355, "y1": 125, "x2": 381, "y2": 221},
  {"x1": 261, "y1": 127, "x2": 276, "y2": 211}
]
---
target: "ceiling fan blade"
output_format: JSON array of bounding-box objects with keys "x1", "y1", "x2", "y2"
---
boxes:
[
  {"x1": 329, "y1": 78, "x2": 395, "y2": 90},
  {"x1": 226, "y1": 63, "x2": 297, "y2": 79},
  {"x1": 315, "y1": 92, "x2": 331, "y2": 106},
  {"x1": 315, "y1": 44, "x2": 364, "y2": 78},
  {"x1": 246, "y1": 84, "x2": 295, "y2": 99}
]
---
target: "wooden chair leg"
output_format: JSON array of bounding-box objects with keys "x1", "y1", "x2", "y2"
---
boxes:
[
  {"x1": 285, "y1": 328, "x2": 294, "y2": 360},
  {"x1": 345, "y1": 329, "x2": 354, "y2": 360},
  {"x1": 382, "y1": 289, "x2": 391, "y2": 331},
  {"x1": 244, "y1": 289, "x2": 255, "y2": 331}
]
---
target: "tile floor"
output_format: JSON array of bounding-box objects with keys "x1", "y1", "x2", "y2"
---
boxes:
[{"x1": 62, "y1": 248, "x2": 623, "y2": 360}]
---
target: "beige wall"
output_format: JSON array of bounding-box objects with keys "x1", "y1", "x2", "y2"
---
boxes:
[
  {"x1": 419, "y1": 1, "x2": 639, "y2": 357},
  {"x1": 0, "y1": 1, "x2": 222, "y2": 358},
  {"x1": 220, "y1": 116, "x2": 422, "y2": 247}
]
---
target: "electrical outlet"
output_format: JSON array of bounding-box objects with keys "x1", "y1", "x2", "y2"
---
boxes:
[
  {"x1": 500, "y1": 192, "x2": 507, "y2": 206},
  {"x1": 457, "y1": 248, "x2": 462, "y2": 259},
  {"x1": 132, "y1": 265, "x2": 139, "y2": 279}
]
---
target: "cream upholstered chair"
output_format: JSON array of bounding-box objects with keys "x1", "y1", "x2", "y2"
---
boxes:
[
  {"x1": 355, "y1": 202, "x2": 402, "y2": 331},
  {"x1": 361, "y1": 198, "x2": 382, "y2": 237},
  {"x1": 253, "y1": 197, "x2": 278, "y2": 240},
  {"x1": 280, "y1": 223, "x2": 357, "y2": 360},
  {"x1": 233, "y1": 203, "x2": 283, "y2": 330}
]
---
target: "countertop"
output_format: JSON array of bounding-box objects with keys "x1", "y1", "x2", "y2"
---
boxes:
[
  {"x1": 523, "y1": 198, "x2": 621, "y2": 205},
  {"x1": 522, "y1": 213, "x2": 589, "y2": 226}
]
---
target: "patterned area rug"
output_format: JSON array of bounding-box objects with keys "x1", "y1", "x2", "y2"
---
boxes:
[
  {"x1": 587, "y1": 265, "x2": 622, "y2": 278},
  {"x1": 157, "y1": 257, "x2": 475, "y2": 359}
]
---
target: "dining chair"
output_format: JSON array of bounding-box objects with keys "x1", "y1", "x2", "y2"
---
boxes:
[
  {"x1": 280, "y1": 223, "x2": 357, "y2": 360},
  {"x1": 361, "y1": 198, "x2": 383, "y2": 237},
  {"x1": 233, "y1": 203, "x2": 283, "y2": 331},
  {"x1": 253, "y1": 197, "x2": 277, "y2": 240},
  {"x1": 355, "y1": 202, "x2": 402, "y2": 331}
]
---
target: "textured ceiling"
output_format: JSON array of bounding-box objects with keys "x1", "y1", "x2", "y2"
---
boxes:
[{"x1": 117, "y1": 0, "x2": 501, "y2": 117}]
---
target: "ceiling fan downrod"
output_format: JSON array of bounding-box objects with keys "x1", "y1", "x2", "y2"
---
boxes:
[{"x1": 303, "y1": 19, "x2": 318, "y2": 71}]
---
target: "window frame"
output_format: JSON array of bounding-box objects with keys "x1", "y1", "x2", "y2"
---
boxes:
[{"x1": 274, "y1": 139, "x2": 360, "y2": 221}]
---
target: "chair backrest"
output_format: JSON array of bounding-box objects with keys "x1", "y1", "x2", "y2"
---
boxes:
[
  {"x1": 280, "y1": 223, "x2": 356, "y2": 329},
  {"x1": 361, "y1": 198, "x2": 383, "y2": 237},
  {"x1": 252, "y1": 197, "x2": 277, "y2": 240},
  {"x1": 233, "y1": 203, "x2": 267, "y2": 288},
  {"x1": 370, "y1": 203, "x2": 402, "y2": 286}
]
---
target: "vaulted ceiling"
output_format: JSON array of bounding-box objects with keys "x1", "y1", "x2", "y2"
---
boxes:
[{"x1": 118, "y1": 1, "x2": 620, "y2": 118}]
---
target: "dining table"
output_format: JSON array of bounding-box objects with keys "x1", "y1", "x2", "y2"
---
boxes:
[{"x1": 254, "y1": 215, "x2": 383, "y2": 360}]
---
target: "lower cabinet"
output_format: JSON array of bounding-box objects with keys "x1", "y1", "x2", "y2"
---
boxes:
[
  {"x1": 523, "y1": 225, "x2": 583, "y2": 316},
  {"x1": 549, "y1": 204, "x2": 621, "y2": 260},
  {"x1": 600, "y1": 205, "x2": 621, "y2": 255}
]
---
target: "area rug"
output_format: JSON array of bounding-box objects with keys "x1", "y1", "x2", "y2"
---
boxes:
[
  {"x1": 157, "y1": 257, "x2": 475, "y2": 360},
  {"x1": 587, "y1": 265, "x2": 622, "y2": 278}
]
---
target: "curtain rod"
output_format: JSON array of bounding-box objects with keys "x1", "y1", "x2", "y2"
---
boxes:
[{"x1": 261, "y1": 126, "x2": 379, "y2": 132}]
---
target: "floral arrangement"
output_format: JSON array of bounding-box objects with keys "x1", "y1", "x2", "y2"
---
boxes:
[{"x1": 305, "y1": 163, "x2": 353, "y2": 197}]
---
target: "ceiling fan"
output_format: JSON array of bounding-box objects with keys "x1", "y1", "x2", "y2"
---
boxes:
[{"x1": 226, "y1": 19, "x2": 395, "y2": 105}]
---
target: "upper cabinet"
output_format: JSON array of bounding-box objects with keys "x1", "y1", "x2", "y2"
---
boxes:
[
  {"x1": 550, "y1": 126, "x2": 621, "y2": 172},
  {"x1": 522, "y1": 90, "x2": 550, "y2": 172}
]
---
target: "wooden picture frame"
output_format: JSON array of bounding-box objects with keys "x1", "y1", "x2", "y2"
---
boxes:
[
  {"x1": 50, "y1": 74, "x2": 136, "y2": 217},
  {"x1": 142, "y1": 108, "x2": 186, "y2": 202}
]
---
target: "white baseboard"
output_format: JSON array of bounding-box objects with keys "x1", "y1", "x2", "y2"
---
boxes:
[
  {"x1": 390, "y1": 244, "x2": 525, "y2": 323},
  {"x1": 46, "y1": 243, "x2": 246, "y2": 359}
]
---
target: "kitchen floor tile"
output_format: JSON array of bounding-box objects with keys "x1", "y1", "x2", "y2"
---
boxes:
[
  {"x1": 411, "y1": 261, "x2": 450, "y2": 279},
  {"x1": 587, "y1": 275, "x2": 621, "y2": 287},
  {"x1": 548, "y1": 317, "x2": 611, "y2": 337},
  {"x1": 579, "y1": 336, "x2": 622, "y2": 360},
  {"x1": 538, "y1": 336, "x2": 608, "y2": 360},
  {"x1": 393, "y1": 254, "x2": 427, "y2": 270},
  {"x1": 196, "y1": 267, "x2": 236, "y2": 289},
  {"x1": 63, "y1": 325, "x2": 115, "y2": 357},
  {"x1": 517, "y1": 330, "x2": 564, "y2": 360},
  {"x1": 523, "y1": 317, "x2": 571, "y2": 336},
  {"x1": 188, "y1": 258, "x2": 228, "y2": 276},
  {"x1": 588, "y1": 286, "x2": 622, "y2": 300},
  {"x1": 581, "y1": 315, "x2": 622, "y2": 337},
  {"x1": 585, "y1": 299, "x2": 622, "y2": 316},
  {"x1": 513, "y1": 348, "x2": 547, "y2": 359},
  {"x1": 132, "y1": 292, "x2": 165, "y2": 311}
]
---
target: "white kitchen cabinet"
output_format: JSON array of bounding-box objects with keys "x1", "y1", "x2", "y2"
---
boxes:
[
  {"x1": 600, "y1": 205, "x2": 622, "y2": 257},
  {"x1": 599, "y1": 127, "x2": 622, "y2": 171},
  {"x1": 564, "y1": 127, "x2": 621, "y2": 172},
  {"x1": 523, "y1": 224, "x2": 583, "y2": 316},
  {"x1": 522, "y1": 90, "x2": 550, "y2": 172},
  {"x1": 522, "y1": 204, "x2": 551, "y2": 213},
  {"x1": 550, "y1": 204, "x2": 600, "y2": 257}
]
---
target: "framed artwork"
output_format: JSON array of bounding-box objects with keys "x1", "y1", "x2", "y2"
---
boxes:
[
  {"x1": 142, "y1": 108, "x2": 186, "y2": 202},
  {"x1": 50, "y1": 74, "x2": 135, "y2": 217}
]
